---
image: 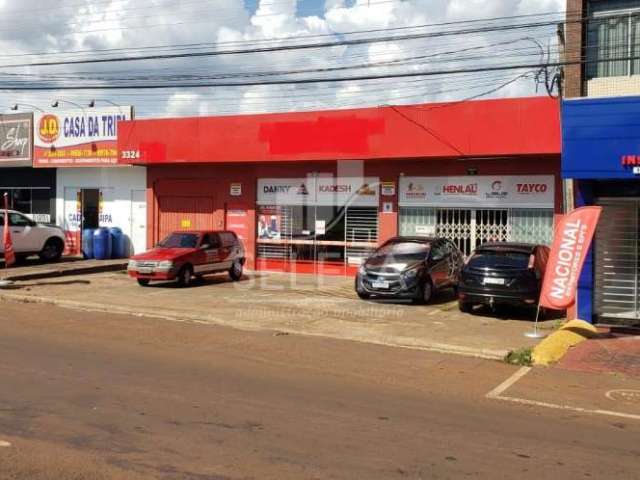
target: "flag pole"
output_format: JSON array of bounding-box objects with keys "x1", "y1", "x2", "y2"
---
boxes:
[
  {"x1": 0, "y1": 193, "x2": 15, "y2": 288},
  {"x1": 525, "y1": 301, "x2": 546, "y2": 339}
]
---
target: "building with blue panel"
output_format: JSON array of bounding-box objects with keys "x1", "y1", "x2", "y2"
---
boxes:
[{"x1": 563, "y1": 96, "x2": 640, "y2": 325}]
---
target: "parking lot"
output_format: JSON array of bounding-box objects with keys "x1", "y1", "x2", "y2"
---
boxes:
[{"x1": 0, "y1": 268, "x2": 559, "y2": 359}]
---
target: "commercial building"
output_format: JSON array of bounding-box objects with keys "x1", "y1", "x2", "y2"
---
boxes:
[
  {"x1": 562, "y1": 0, "x2": 640, "y2": 325},
  {"x1": 32, "y1": 106, "x2": 147, "y2": 255},
  {"x1": 118, "y1": 97, "x2": 561, "y2": 275}
]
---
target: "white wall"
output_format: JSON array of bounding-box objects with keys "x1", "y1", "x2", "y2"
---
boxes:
[{"x1": 55, "y1": 166, "x2": 147, "y2": 254}]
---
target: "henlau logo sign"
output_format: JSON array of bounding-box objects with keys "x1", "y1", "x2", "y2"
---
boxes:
[{"x1": 441, "y1": 183, "x2": 477, "y2": 195}]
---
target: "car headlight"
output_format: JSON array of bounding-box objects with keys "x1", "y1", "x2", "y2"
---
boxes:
[
  {"x1": 402, "y1": 267, "x2": 420, "y2": 280},
  {"x1": 157, "y1": 260, "x2": 173, "y2": 270},
  {"x1": 358, "y1": 264, "x2": 367, "y2": 275},
  {"x1": 127, "y1": 260, "x2": 138, "y2": 269}
]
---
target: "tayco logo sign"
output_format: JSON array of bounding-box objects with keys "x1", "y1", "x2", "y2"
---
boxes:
[
  {"x1": 516, "y1": 183, "x2": 548, "y2": 194},
  {"x1": 38, "y1": 114, "x2": 60, "y2": 143}
]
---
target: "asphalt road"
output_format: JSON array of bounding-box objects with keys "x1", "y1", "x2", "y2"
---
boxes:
[{"x1": 0, "y1": 301, "x2": 638, "y2": 480}]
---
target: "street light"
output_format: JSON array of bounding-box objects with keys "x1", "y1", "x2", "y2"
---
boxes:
[
  {"x1": 10, "y1": 103, "x2": 44, "y2": 112},
  {"x1": 88, "y1": 99, "x2": 121, "y2": 108},
  {"x1": 51, "y1": 99, "x2": 86, "y2": 112}
]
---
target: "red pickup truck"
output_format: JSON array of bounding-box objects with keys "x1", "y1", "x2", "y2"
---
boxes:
[{"x1": 127, "y1": 230, "x2": 245, "y2": 287}]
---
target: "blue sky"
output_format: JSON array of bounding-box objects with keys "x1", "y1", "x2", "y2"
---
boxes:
[{"x1": 244, "y1": 0, "x2": 327, "y2": 18}]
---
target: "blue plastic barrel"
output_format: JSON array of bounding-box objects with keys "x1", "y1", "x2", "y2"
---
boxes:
[
  {"x1": 109, "y1": 227, "x2": 126, "y2": 259},
  {"x1": 82, "y1": 229, "x2": 95, "y2": 259},
  {"x1": 93, "y1": 227, "x2": 112, "y2": 260}
]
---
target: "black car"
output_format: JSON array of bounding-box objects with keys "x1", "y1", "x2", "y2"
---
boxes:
[
  {"x1": 457, "y1": 242, "x2": 550, "y2": 313},
  {"x1": 355, "y1": 237, "x2": 464, "y2": 303}
]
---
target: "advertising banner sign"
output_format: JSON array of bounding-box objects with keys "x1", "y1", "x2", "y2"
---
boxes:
[
  {"x1": 0, "y1": 113, "x2": 32, "y2": 167},
  {"x1": 257, "y1": 177, "x2": 379, "y2": 207},
  {"x1": 539, "y1": 206, "x2": 602, "y2": 310},
  {"x1": 399, "y1": 175, "x2": 555, "y2": 209},
  {"x1": 34, "y1": 106, "x2": 132, "y2": 167}
]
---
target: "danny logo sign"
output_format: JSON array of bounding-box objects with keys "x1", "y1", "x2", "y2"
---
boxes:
[{"x1": 34, "y1": 106, "x2": 132, "y2": 167}]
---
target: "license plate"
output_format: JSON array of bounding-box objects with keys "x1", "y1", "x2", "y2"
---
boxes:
[
  {"x1": 138, "y1": 267, "x2": 153, "y2": 274},
  {"x1": 484, "y1": 277, "x2": 505, "y2": 285},
  {"x1": 372, "y1": 280, "x2": 390, "y2": 289}
]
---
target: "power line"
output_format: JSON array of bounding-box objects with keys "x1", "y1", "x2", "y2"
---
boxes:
[{"x1": 0, "y1": 13, "x2": 570, "y2": 68}]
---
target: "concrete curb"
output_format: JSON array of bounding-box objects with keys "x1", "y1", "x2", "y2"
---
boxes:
[
  {"x1": 0, "y1": 292, "x2": 508, "y2": 361},
  {"x1": 532, "y1": 319, "x2": 599, "y2": 366},
  {"x1": 5, "y1": 262, "x2": 128, "y2": 282}
]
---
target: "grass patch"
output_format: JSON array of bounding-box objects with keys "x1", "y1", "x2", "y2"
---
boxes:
[{"x1": 504, "y1": 347, "x2": 533, "y2": 366}]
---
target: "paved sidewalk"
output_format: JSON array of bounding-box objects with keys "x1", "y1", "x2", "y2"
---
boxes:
[
  {"x1": 0, "y1": 270, "x2": 558, "y2": 360},
  {"x1": 558, "y1": 334, "x2": 640, "y2": 378},
  {"x1": 0, "y1": 257, "x2": 128, "y2": 281}
]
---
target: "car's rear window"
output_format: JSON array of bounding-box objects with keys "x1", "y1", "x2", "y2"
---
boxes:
[
  {"x1": 159, "y1": 233, "x2": 199, "y2": 248},
  {"x1": 468, "y1": 250, "x2": 530, "y2": 269}
]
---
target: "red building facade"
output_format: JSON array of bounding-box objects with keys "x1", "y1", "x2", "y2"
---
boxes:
[{"x1": 118, "y1": 97, "x2": 561, "y2": 275}]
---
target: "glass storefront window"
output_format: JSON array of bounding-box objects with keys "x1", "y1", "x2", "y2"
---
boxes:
[
  {"x1": 0, "y1": 187, "x2": 52, "y2": 223},
  {"x1": 256, "y1": 176, "x2": 380, "y2": 270}
]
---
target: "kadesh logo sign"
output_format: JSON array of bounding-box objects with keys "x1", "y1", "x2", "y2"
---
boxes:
[
  {"x1": 0, "y1": 113, "x2": 33, "y2": 167},
  {"x1": 34, "y1": 106, "x2": 132, "y2": 167}
]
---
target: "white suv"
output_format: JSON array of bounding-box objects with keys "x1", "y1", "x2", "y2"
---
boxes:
[{"x1": 0, "y1": 210, "x2": 66, "y2": 262}]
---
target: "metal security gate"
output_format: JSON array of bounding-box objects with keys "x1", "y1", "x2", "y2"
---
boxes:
[
  {"x1": 400, "y1": 207, "x2": 553, "y2": 256},
  {"x1": 594, "y1": 199, "x2": 640, "y2": 325}
]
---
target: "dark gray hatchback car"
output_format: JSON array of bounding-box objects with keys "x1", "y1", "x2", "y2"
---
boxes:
[
  {"x1": 457, "y1": 242, "x2": 550, "y2": 313},
  {"x1": 355, "y1": 237, "x2": 464, "y2": 304}
]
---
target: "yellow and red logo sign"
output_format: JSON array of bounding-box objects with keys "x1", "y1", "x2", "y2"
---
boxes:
[{"x1": 38, "y1": 114, "x2": 60, "y2": 143}]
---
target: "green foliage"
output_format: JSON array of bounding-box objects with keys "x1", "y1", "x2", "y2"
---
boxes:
[{"x1": 504, "y1": 347, "x2": 533, "y2": 366}]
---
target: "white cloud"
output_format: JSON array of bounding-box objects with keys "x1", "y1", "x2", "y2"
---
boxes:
[{"x1": 0, "y1": 0, "x2": 564, "y2": 118}]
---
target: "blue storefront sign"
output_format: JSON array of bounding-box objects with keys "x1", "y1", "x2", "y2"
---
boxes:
[{"x1": 562, "y1": 96, "x2": 640, "y2": 325}]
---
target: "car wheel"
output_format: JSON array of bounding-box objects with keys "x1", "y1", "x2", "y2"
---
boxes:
[
  {"x1": 458, "y1": 301, "x2": 472, "y2": 313},
  {"x1": 38, "y1": 238, "x2": 64, "y2": 262},
  {"x1": 137, "y1": 279, "x2": 150, "y2": 287},
  {"x1": 354, "y1": 275, "x2": 371, "y2": 300},
  {"x1": 417, "y1": 278, "x2": 434, "y2": 304},
  {"x1": 177, "y1": 265, "x2": 193, "y2": 287},
  {"x1": 229, "y1": 260, "x2": 243, "y2": 281},
  {"x1": 14, "y1": 254, "x2": 28, "y2": 264}
]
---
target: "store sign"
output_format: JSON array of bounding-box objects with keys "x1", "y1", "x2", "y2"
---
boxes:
[
  {"x1": 257, "y1": 177, "x2": 379, "y2": 206},
  {"x1": 399, "y1": 176, "x2": 554, "y2": 208},
  {"x1": 0, "y1": 113, "x2": 32, "y2": 167},
  {"x1": 381, "y1": 181, "x2": 396, "y2": 196},
  {"x1": 230, "y1": 183, "x2": 242, "y2": 196},
  {"x1": 34, "y1": 106, "x2": 132, "y2": 167},
  {"x1": 621, "y1": 155, "x2": 640, "y2": 175}
]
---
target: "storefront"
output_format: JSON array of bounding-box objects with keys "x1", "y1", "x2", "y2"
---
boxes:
[
  {"x1": 0, "y1": 113, "x2": 56, "y2": 223},
  {"x1": 33, "y1": 106, "x2": 146, "y2": 255},
  {"x1": 398, "y1": 175, "x2": 556, "y2": 256},
  {"x1": 118, "y1": 96, "x2": 561, "y2": 275},
  {"x1": 563, "y1": 96, "x2": 640, "y2": 326}
]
